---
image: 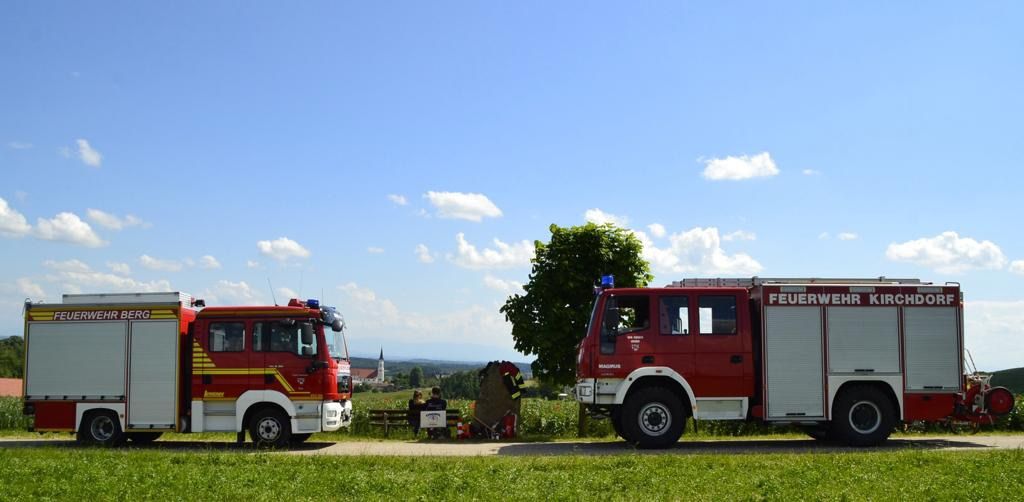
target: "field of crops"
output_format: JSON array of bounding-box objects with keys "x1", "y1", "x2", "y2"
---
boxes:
[{"x1": 0, "y1": 446, "x2": 1021, "y2": 500}]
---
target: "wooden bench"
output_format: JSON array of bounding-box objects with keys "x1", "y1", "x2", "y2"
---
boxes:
[{"x1": 368, "y1": 409, "x2": 462, "y2": 437}]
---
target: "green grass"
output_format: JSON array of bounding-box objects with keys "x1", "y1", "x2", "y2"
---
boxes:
[{"x1": 0, "y1": 447, "x2": 1022, "y2": 500}]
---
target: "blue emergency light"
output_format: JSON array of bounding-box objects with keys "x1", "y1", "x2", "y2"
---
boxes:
[
  {"x1": 307, "y1": 299, "x2": 320, "y2": 309},
  {"x1": 601, "y1": 275, "x2": 615, "y2": 289}
]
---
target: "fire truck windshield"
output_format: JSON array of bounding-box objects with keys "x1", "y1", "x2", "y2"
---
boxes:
[{"x1": 327, "y1": 331, "x2": 348, "y2": 361}]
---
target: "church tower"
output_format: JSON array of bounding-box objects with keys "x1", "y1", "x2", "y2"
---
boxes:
[{"x1": 376, "y1": 348, "x2": 385, "y2": 383}]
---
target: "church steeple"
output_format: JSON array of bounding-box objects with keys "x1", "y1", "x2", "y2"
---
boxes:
[{"x1": 376, "y1": 347, "x2": 385, "y2": 383}]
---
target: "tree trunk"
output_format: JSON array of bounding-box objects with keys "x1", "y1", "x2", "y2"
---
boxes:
[{"x1": 577, "y1": 402, "x2": 587, "y2": 438}]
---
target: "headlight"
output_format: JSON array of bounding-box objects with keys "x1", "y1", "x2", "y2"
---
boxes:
[
  {"x1": 326, "y1": 409, "x2": 339, "y2": 418},
  {"x1": 578, "y1": 385, "x2": 593, "y2": 397}
]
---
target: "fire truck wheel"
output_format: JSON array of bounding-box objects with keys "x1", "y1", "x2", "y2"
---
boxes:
[
  {"x1": 250, "y1": 407, "x2": 292, "y2": 448},
  {"x1": 77, "y1": 410, "x2": 124, "y2": 447},
  {"x1": 289, "y1": 433, "x2": 313, "y2": 444},
  {"x1": 622, "y1": 387, "x2": 685, "y2": 449},
  {"x1": 831, "y1": 386, "x2": 895, "y2": 447},
  {"x1": 126, "y1": 432, "x2": 163, "y2": 445}
]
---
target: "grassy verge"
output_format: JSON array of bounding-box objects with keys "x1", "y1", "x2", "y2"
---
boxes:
[{"x1": 0, "y1": 447, "x2": 1022, "y2": 500}]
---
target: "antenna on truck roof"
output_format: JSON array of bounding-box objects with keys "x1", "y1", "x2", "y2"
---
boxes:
[{"x1": 267, "y1": 278, "x2": 278, "y2": 306}]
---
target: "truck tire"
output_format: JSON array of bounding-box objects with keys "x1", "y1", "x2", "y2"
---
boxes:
[
  {"x1": 289, "y1": 433, "x2": 312, "y2": 444},
  {"x1": 126, "y1": 432, "x2": 163, "y2": 445},
  {"x1": 77, "y1": 410, "x2": 124, "y2": 447},
  {"x1": 621, "y1": 387, "x2": 685, "y2": 449},
  {"x1": 830, "y1": 385, "x2": 895, "y2": 447},
  {"x1": 250, "y1": 407, "x2": 292, "y2": 448}
]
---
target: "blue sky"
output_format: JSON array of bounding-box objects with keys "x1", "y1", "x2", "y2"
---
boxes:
[{"x1": 2, "y1": 2, "x2": 1023, "y2": 369}]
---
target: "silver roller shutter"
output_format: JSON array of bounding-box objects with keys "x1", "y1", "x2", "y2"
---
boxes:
[{"x1": 765, "y1": 306, "x2": 824, "y2": 419}]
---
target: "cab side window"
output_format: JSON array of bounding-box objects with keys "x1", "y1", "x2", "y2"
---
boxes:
[
  {"x1": 209, "y1": 322, "x2": 245, "y2": 352},
  {"x1": 659, "y1": 296, "x2": 690, "y2": 335},
  {"x1": 611, "y1": 296, "x2": 651, "y2": 335},
  {"x1": 254, "y1": 322, "x2": 316, "y2": 356},
  {"x1": 698, "y1": 295, "x2": 738, "y2": 335}
]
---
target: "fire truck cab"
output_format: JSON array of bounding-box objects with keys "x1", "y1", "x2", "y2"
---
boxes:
[{"x1": 575, "y1": 277, "x2": 1015, "y2": 448}]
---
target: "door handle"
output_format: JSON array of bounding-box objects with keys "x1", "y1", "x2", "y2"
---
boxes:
[
  {"x1": 265, "y1": 374, "x2": 275, "y2": 385},
  {"x1": 730, "y1": 355, "x2": 743, "y2": 364},
  {"x1": 202, "y1": 374, "x2": 212, "y2": 384},
  {"x1": 642, "y1": 356, "x2": 654, "y2": 364}
]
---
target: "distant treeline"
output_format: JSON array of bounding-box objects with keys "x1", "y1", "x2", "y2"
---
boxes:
[{"x1": 348, "y1": 356, "x2": 531, "y2": 380}]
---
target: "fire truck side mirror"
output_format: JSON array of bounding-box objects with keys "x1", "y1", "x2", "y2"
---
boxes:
[{"x1": 300, "y1": 323, "x2": 314, "y2": 345}]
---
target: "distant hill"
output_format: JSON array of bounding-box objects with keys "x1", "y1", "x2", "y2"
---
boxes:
[
  {"x1": 348, "y1": 356, "x2": 532, "y2": 379},
  {"x1": 991, "y1": 367, "x2": 1024, "y2": 395}
]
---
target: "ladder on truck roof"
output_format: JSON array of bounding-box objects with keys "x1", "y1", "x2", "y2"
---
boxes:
[{"x1": 666, "y1": 277, "x2": 925, "y2": 288}]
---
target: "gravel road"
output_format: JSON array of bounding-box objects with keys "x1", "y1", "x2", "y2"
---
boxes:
[{"x1": 2, "y1": 435, "x2": 1022, "y2": 456}]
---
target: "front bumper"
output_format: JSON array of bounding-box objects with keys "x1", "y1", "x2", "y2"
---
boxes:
[{"x1": 322, "y1": 400, "x2": 352, "y2": 431}]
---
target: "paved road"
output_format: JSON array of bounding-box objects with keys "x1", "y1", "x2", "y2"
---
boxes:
[{"x1": 2, "y1": 436, "x2": 1022, "y2": 456}]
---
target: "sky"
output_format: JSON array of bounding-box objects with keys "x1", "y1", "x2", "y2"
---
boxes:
[{"x1": 1, "y1": 2, "x2": 1023, "y2": 369}]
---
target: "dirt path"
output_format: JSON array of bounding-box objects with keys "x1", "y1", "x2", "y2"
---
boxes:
[{"x1": 2, "y1": 435, "x2": 1022, "y2": 456}]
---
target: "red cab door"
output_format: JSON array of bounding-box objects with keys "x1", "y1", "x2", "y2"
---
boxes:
[{"x1": 690, "y1": 291, "x2": 753, "y2": 398}]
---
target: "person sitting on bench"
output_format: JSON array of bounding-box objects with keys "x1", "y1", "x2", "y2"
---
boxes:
[{"x1": 424, "y1": 387, "x2": 448, "y2": 439}]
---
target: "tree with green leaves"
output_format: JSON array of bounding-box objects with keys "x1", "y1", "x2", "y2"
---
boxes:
[
  {"x1": 501, "y1": 223, "x2": 652, "y2": 386},
  {"x1": 0, "y1": 337, "x2": 24, "y2": 378},
  {"x1": 409, "y1": 366, "x2": 423, "y2": 388}
]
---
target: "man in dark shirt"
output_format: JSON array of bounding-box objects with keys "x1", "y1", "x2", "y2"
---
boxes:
[{"x1": 423, "y1": 387, "x2": 448, "y2": 439}]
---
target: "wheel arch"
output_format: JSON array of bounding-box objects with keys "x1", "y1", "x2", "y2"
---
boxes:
[
  {"x1": 615, "y1": 367, "x2": 696, "y2": 415},
  {"x1": 236, "y1": 390, "x2": 295, "y2": 432},
  {"x1": 830, "y1": 380, "x2": 902, "y2": 421}
]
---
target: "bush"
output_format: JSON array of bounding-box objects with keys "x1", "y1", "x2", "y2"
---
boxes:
[{"x1": 1, "y1": 397, "x2": 30, "y2": 430}]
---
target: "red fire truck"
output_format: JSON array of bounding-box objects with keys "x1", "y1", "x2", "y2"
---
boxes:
[
  {"x1": 22, "y1": 292, "x2": 353, "y2": 447},
  {"x1": 574, "y1": 277, "x2": 1015, "y2": 448}
]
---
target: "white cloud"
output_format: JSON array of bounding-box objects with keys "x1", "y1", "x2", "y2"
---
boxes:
[
  {"x1": 202, "y1": 280, "x2": 262, "y2": 305},
  {"x1": 34, "y1": 212, "x2": 106, "y2": 247},
  {"x1": 199, "y1": 255, "x2": 222, "y2": 269},
  {"x1": 584, "y1": 208, "x2": 629, "y2": 227},
  {"x1": 367, "y1": 247, "x2": 385, "y2": 254},
  {"x1": 139, "y1": 255, "x2": 184, "y2": 272},
  {"x1": 0, "y1": 197, "x2": 31, "y2": 237},
  {"x1": 8, "y1": 141, "x2": 33, "y2": 150},
  {"x1": 450, "y1": 233, "x2": 535, "y2": 269},
  {"x1": 424, "y1": 191, "x2": 503, "y2": 222},
  {"x1": 964, "y1": 301, "x2": 1024, "y2": 371},
  {"x1": 818, "y1": 232, "x2": 831, "y2": 240},
  {"x1": 278, "y1": 287, "x2": 299, "y2": 300},
  {"x1": 107, "y1": 262, "x2": 131, "y2": 275},
  {"x1": 1011, "y1": 261, "x2": 1024, "y2": 275},
  {"x1": 76, "y1": 139, "x2": 102, "y2": 167},
  {"x1": 647, "y1": 223, "x2": 666, "y2": 239},
  {"x1": 886, "y1": 231, "x2": 1007, "y2": 273},
  {"x1": 337, "y1": 282, "x2": 514, "y2": 349},
  {"x1": 838, "y1": 232, "x2": 859, "y2": 241},
  {"x1": 723, "y1": 230, "x2": 757, "y2": 242},
  {"x1": 86, "y1": 209, "x2": 148, "y2": 230},
  {"x1": 637, "y1": 226, "x2": 763, "y2": 276},
  {"x1": 246, "y1": 260, "x2": 261, "y2": 269},
  {"x1": 415, "y1": 244, "x2": 435, "y2": 264},
  {"x1": 42, "y1": 259, "x2": 170, "y2": 293},
  {"x1": 701, "y1": 152, "x2": 779, "y2": 181},
  {"x1": 16, "y1": 278, "x2": 45, "y2": 298},
  {"x1": 802, "y1": 169, "x2": 821, "y2": 176},
  {"x1": 483, "y1": 275, "x2": 525, "y2": 295},
  {"x1": 387, "y1": 194, "x2": 408, "y2": 206},
  {"x1": 257, "y1": 237, "x2": 311, "y2": 262}
]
